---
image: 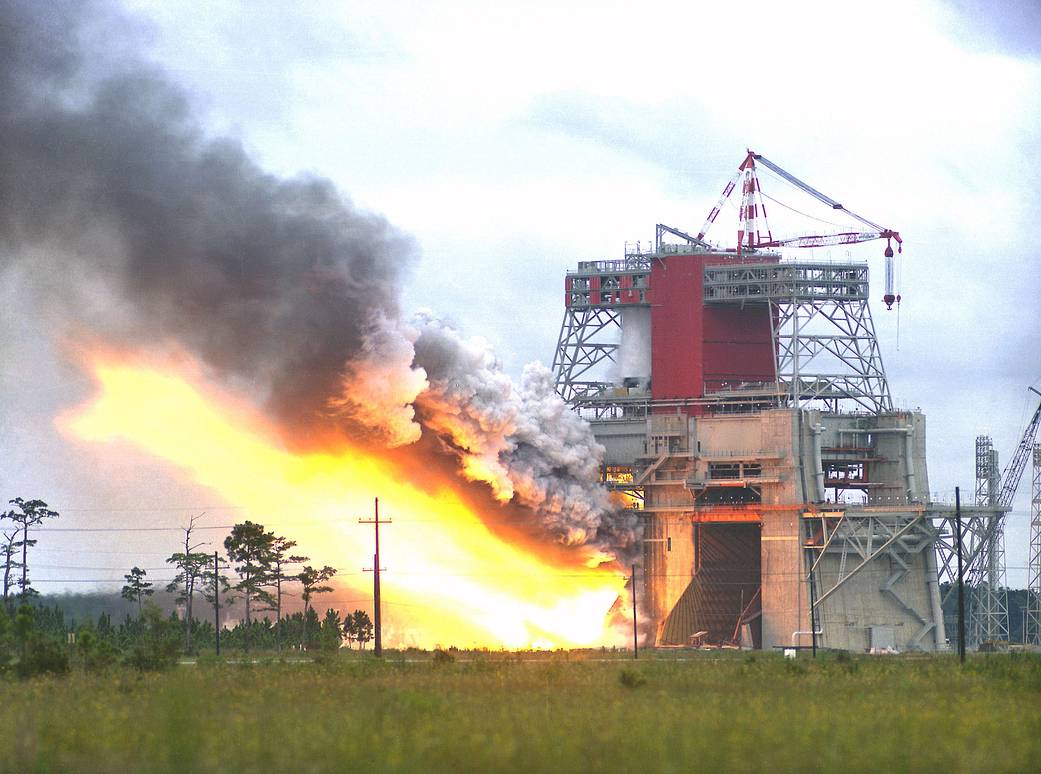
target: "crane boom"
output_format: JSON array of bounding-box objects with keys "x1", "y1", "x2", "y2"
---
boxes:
[
  {"x1": 997, "y1": 388, "x2": 1041, "y2": 509},
  {"x1": 758, "y1": 231, "x2": 899, "y2": 250},
  {"x1": 695, "y1": 150, "x2": 902, "y2": 254},
  {"x1": 753, "y1": 153, "x2": 893, "y2": 235}
]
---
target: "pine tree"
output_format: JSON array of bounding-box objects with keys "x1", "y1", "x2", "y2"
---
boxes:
[
  {"x1": 3, "y1": 498, "x2": 59, "y2": 602},
  {"x1": 166, "y1": 514, "x2": 211, "y2": 653},
  {"x1": 265, "y1": 536, "x2": 306, "y2": 652},
  {"x1": 121, "y1": 567, "x2": 154, "y2": 618},
  {"x1": 224, "y1": 522, "x2": 276, "y2": 652},
  {"x1": 298, "y1": 565, "x2": 336, "y2": 650}
]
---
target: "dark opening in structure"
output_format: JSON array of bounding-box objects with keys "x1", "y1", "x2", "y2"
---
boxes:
[{"x1": 658, "y1": 523, "x2": 762, "y2": 648}]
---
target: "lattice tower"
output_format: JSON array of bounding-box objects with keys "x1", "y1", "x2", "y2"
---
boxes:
[
  {"x1": 1026, "y1": 445, "x2": 1041, "y2": 646},
  {"x1": 971, "y1": 436, "x2": 1009, "y2": 646}
]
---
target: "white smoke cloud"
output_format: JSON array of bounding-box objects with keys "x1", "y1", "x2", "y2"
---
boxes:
[
  {"x1": 398, "y1": 314, "x2": 640, "y2": 558},
  {"x1": 331, "y1": 311, "x2": 428, "y2": 447}
]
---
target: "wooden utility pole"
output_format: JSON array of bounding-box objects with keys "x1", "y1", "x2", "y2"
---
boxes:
[
  {"x1": 214, "y1": 551, "x2": 221, "y2": 657},
  {"x1": 360, "y1": 497, "x2": 390, "y2": 657},
  {"x1": 631, "y1": 564, "x2": 638, "y2": 659}
]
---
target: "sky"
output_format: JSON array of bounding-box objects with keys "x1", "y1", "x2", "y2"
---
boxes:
[{"x1": 1, "y1": 0, "x2": 1039, "y2": 591}]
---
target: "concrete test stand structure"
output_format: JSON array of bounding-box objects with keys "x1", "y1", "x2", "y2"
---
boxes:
[{"x1": 551, "y1": 153, "x2": 1002, "y2": 652}]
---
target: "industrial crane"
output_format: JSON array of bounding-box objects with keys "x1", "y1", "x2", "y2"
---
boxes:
[
  {"x1": 961, "y1": 388, "x2": 1041, "y2": 645},
  {"x1": 992, "y1": 388, "x2": 1041, "y2": 511},
  {"x1": 696, "y1": 150, "x2": 904, "y2": 309}
]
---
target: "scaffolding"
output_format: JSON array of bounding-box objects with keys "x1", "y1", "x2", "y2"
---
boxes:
[
  {"x1": 1027, "y1": 445, "x2": 1041, "y2": 646},
  {"x1": 970, "y1": 436, "x2": 1009, "y2": 646},
  {"x1": 703, "y1": 261, "x2": 892, "y2": 413},
  {"x1": 553, "y1": 250, "x2": 893, "y2": 416}
]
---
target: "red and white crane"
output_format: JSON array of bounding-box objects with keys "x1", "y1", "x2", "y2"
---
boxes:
[{"x1": 697, "y1": 150, "x2": 904, "y2": 309}]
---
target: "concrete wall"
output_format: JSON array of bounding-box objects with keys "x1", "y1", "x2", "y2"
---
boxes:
[
  {"x1": 761, "y1": 508, "x2": 810, "y2": 649},
  {"x1": 815, "y1": 548, "x2": 939, "y2": 651},
  {"x1": 597, "y1": 406, "x2": 945, "y2": 652}
]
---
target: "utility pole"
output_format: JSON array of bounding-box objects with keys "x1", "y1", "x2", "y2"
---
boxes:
[
  {"x1": 808, "y1": 561, "x2": 818, "y2": 658},
  {"x1": 631, "y1": 564, "x2": 638, "y2": 660},
  {"x1": 956, "y1": 487, "x2": 965, "y2": 664},
  {"x1": 214, "y1": 551, "x2": 221, "y2": 658},
  {"x1": 360, "y1": 497, "x2": 390, "y2": 657}
]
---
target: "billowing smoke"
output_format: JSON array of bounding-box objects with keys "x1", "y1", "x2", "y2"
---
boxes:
[
  {"x1": 412, "y1": 315, "x2": 640, "y2": 555},
  {"x1": 0, "y1": 0, "x2": 637, "y2": 562},
  {"x1": 0, "y1": 0, "x2": 415, "y2": 440}
]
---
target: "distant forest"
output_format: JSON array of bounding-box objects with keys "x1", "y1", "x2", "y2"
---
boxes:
[
  {"x1": 38, "y1": 584, "x2": 1038, "y2": 647},
  {"x1": 939, "y1": 584, "x2": 1034, "y2": 646},
  {"x1": 38, "y1": 589, "x2": 269, "y2": 629}
]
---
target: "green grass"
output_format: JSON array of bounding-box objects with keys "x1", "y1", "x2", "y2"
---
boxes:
[{"x1": 2, "y1": 651, "x2": 1040, "y2": 773}]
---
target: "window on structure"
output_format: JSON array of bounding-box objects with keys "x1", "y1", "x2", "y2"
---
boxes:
[
  {"x1": 708, "y1": 463, "x2": 741, "y2": 480},
  {"x1": 604, "y1": 466, "x2": 634, "y2": 485},
  {"x1": 742, "y1": 463, "x2": 762, "y2": 478},
  {"x1": 700, "y1": 487, "x2": 761, "y2": 505}
]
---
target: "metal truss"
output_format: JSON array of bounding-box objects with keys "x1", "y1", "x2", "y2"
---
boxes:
[
  {"x1": 805, "y1": 509, "x2": 944, "y2": 649},
  {"x1": 769, "y1": 295, "x2": 892, "y2": 413},
  {"x1": 556, "y1": 256, "x2": 892, "y2": 415},
  {"x1": 970, "y1": 436, "x2": 1009, "y2": 645},
  {"x1": 1026, "y1": 446, "x2": 1041, "y2": 646},
  {"x1": 703, "y1": 261, "x2": 892, "y2": 413},
  {"x1": 551, "y1": 306, "x2": 620, "y2": 402}
]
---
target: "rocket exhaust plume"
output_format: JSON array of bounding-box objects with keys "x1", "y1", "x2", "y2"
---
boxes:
[{"x1": 1, "y1": 0, "x2": 639, "y2": 642}]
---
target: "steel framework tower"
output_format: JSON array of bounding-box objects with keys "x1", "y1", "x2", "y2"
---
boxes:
[
  {"x1": 1027, "y1": 445, "x2": 1041, "y2": 646},
  {"x1": 552, "y1": 252, "x2": 893, "y2": 417},
  {"x1": 971, "y1": 436, "x2": 1009, "y2": 645},
  {"x1": 552, "y1": 253, "x2": 649, "y2": 403},
  {"x1": 703, "y1": 261, "x2": 892, "y2": 413}
]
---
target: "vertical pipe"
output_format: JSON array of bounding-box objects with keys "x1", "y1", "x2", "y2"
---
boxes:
[
  {"x1": 903, "y1": 425, "x2": 918, "y2": 502},
  {"x1": 924, "y1": 533, "x2": 946, "y2": 650},
  {"x1": 811, "y1": 422, "x2": 825, "y2": 503},
  {"x1": 808, "y1": 562, "x2": 818, "y2": 658}
]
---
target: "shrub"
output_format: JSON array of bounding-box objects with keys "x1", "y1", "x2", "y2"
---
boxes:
[
  {"x1": 618, "y1": 668, "x2": 647, "y2": 689},
  {"x1": 432, "y1": 648, "x2": 455, "y2": 664},
  {"x1": 16, "y1": 637, "x2": 70, "y2": 678},
  {"x1": 125, "y1": 603, "x2": 180, "y2": 672}
]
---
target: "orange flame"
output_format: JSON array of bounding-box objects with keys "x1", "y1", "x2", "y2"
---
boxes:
[{"x1": 59, "y1": 354, "x2": 628, "y2": 649}]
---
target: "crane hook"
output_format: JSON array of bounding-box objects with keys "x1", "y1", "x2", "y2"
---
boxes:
[{"x1": 882, "y1": 239, "x2": 897, "y2": 310}]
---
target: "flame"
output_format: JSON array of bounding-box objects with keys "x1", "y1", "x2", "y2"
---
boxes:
[{"x1": 59, "y1": 355, "x2": 628, "y2": 649}]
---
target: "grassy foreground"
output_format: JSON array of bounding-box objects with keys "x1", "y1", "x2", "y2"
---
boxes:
[{"x1": 2, "y1": 651, "x2": 1039, "y2": 773}]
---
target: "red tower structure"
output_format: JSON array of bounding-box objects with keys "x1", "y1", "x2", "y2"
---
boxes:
[{"x1": 648, "y1": 252, "x2": 777, "y2": 411}]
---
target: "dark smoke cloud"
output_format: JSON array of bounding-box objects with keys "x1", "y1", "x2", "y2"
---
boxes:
[
  {"x1": 0, "y1": 0, "x2": 638, "y2": 564},
  {"x1": 0, "y1": 0, "x2": 415, "y2": 439}
]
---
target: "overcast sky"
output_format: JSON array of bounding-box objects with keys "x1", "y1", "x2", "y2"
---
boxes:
[{"x1": 2, "y1": 0, "x2": 1039, "y2": 589}]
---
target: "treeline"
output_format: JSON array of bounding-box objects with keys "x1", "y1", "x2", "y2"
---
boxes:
[
  {"x1": 1, "y1": 497, "x2": 375, "y2": 677},
  {"x1": 939, "y1": 583, "x2": 1035, "y2": 645},
  {"x1": 0, "y1": 599, "x2": 373, "y2": 678}
]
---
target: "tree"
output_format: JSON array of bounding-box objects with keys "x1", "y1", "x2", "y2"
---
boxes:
[
  {"x1": 224, "y1": 521, "x2": 275, "y2": 652},
  {"x1": 126, "y1": 602, "x2": 181, "y2": 671},
  {"x1": 166, "y1": 514, "x2": 211, "y2": 653},
  {"x1": 4, "y1": 498, "x2": 59, "y2": 601},
  {"x1": 343, "y1": 609, "x2": 374, "y2": 650},
  {"x1": 320, "y1": 608, "x2": 343, "y2": 652},
  {"x1": 265, "y1": 536, "x2": 306, "y2": 652},
  {"x1": 199, "y1": 554, "x2": 234, "y2": 642},
  {"x1": 297, "y1": 565, "x2": 336, "y2": 649},
  {"x1": 1, "y1": 530, "x2": 21, "y2": 611},
  {"x1": 121, "y1": 567, "x2": 154, "y2": 618}
]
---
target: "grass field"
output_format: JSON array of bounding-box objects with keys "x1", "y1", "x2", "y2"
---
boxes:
[{"x1": 2, "y1": 650, "x2": 1039, "y2": 773}]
